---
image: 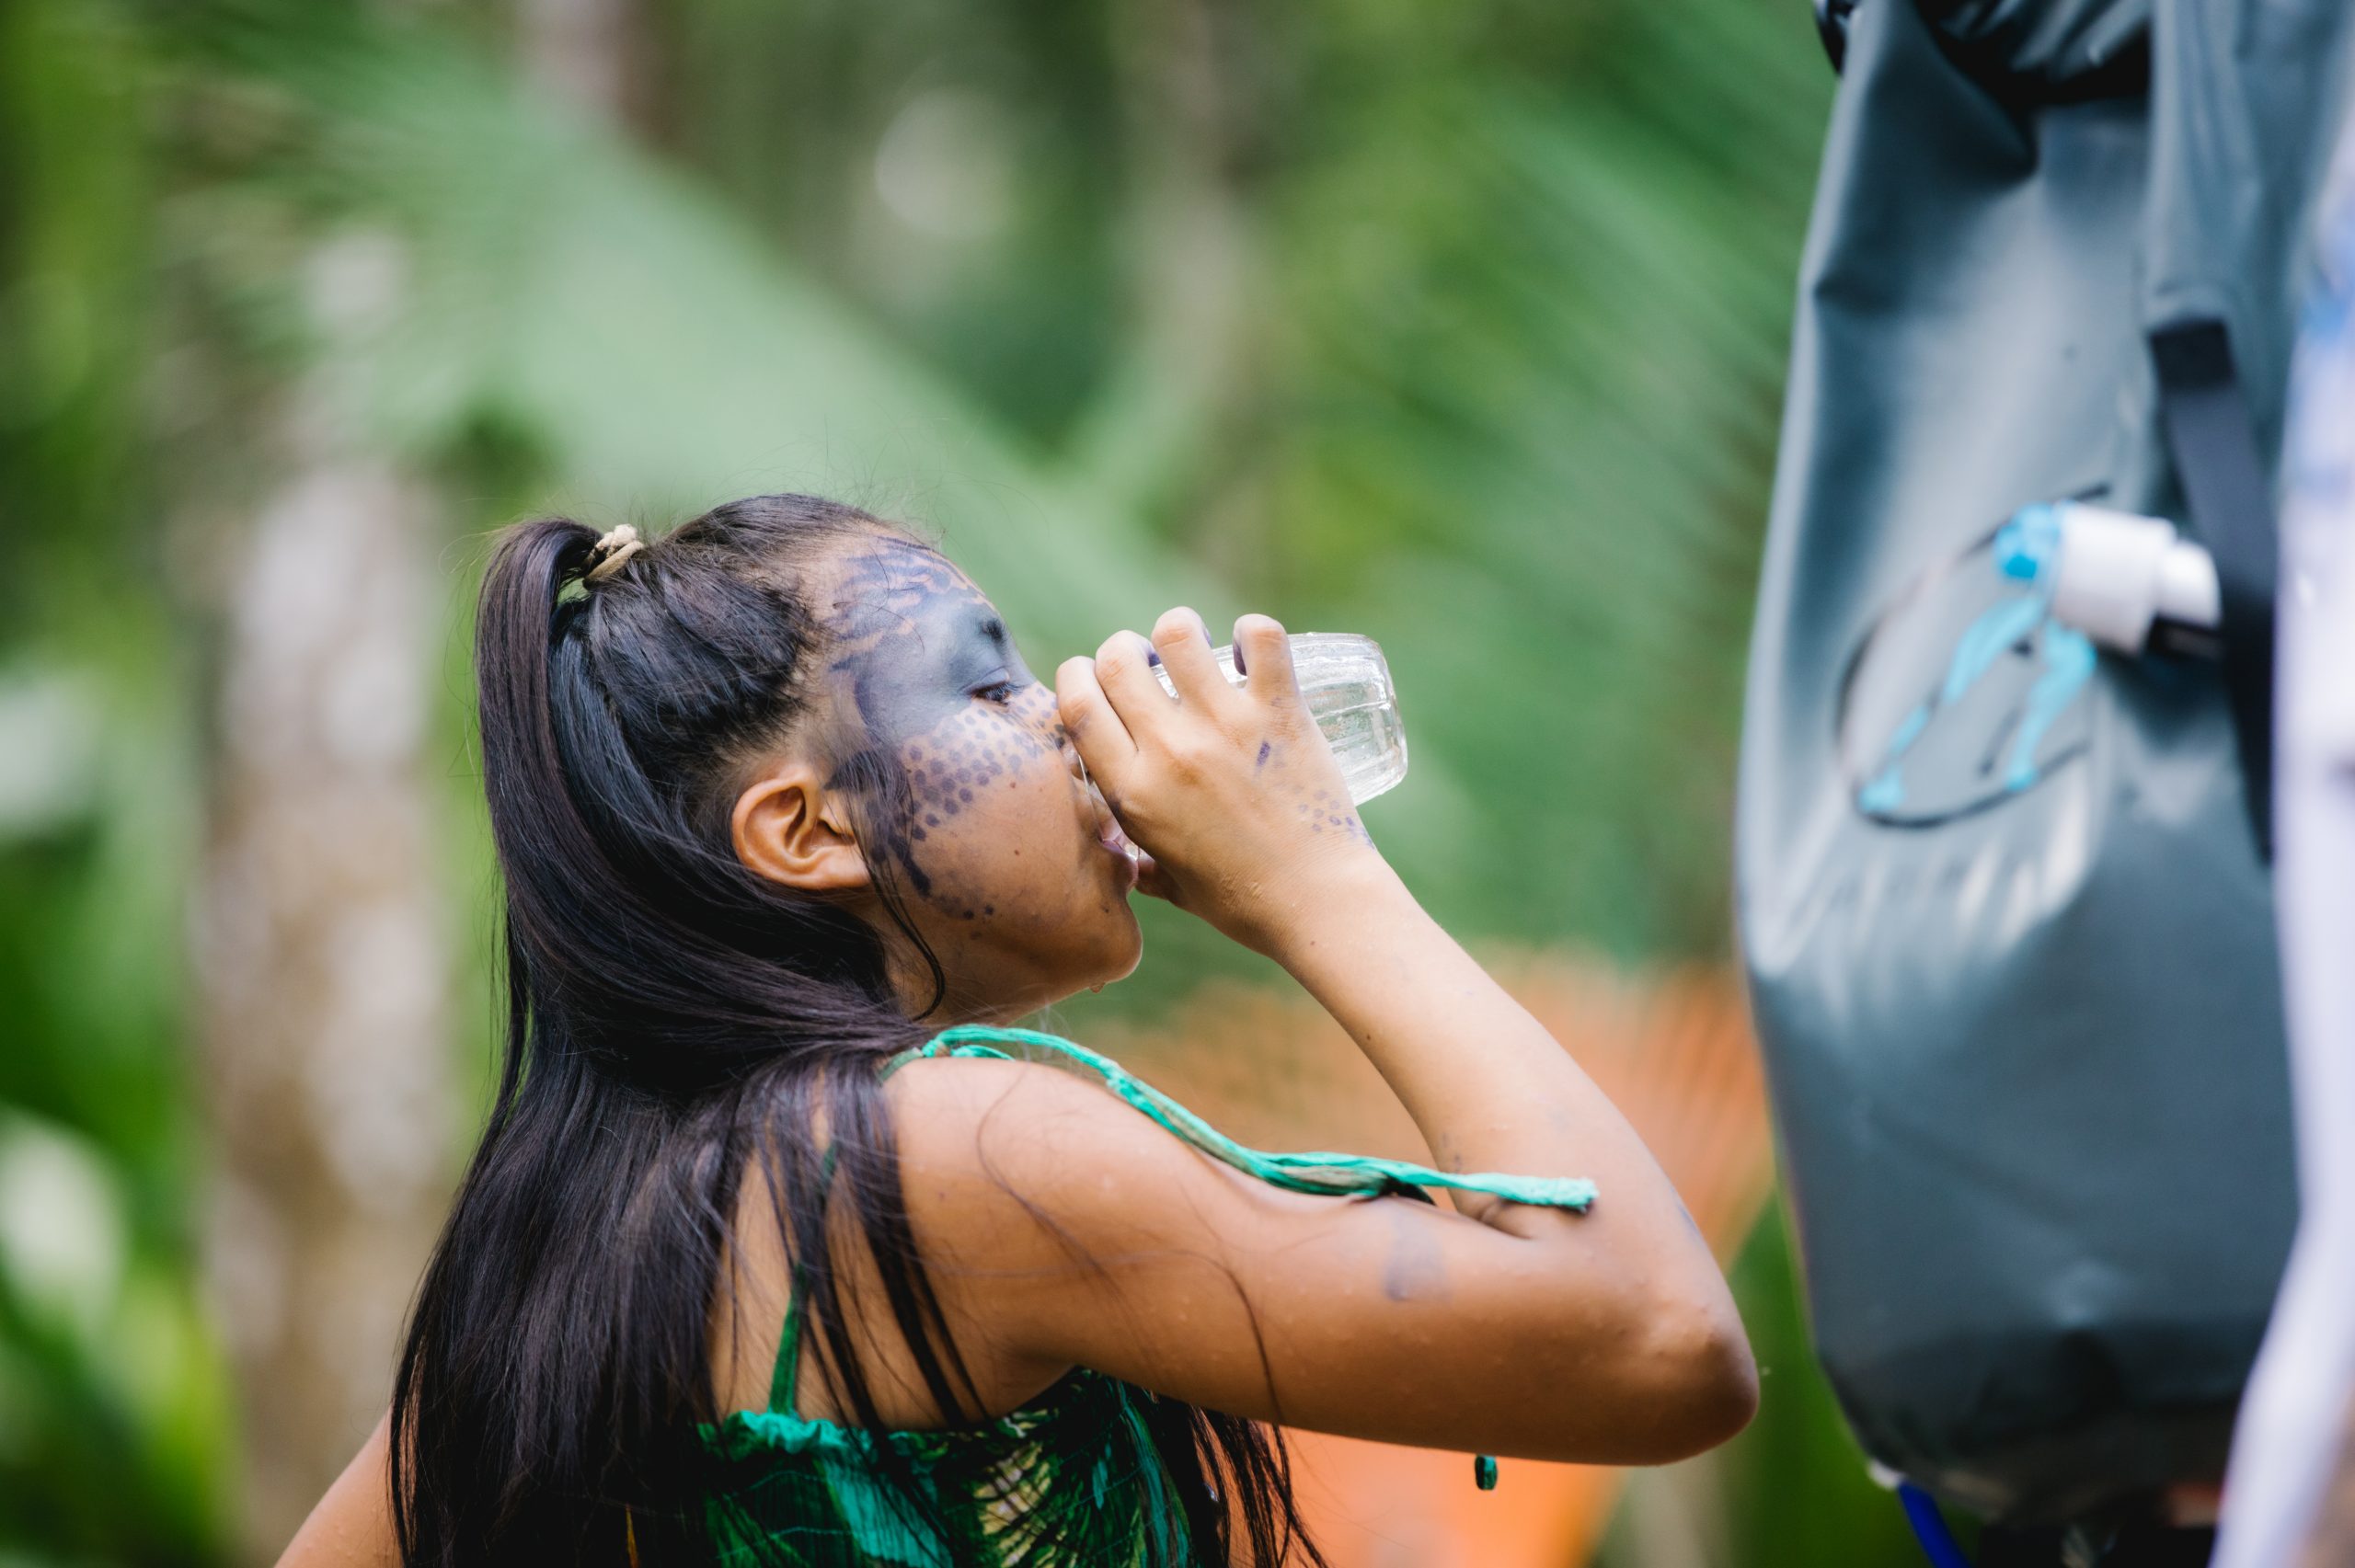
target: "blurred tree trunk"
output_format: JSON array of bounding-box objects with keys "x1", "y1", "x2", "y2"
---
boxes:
[
  {"x1": 195, "y1": 234, "x2": 455, "y2": 1558},
  {"x1": 520, "y1": 0, "x2": 649, "y2": 131},
  {"x1": 196, "y1": 0, "x2": 652, "y2": 1547},
  {"x1": 1069, "y1": 0, "x2": 1264, "y2": 570}
]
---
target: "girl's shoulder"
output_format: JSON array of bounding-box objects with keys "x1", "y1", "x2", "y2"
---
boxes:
[
  {"x1": 876, "y1": 1035, "x2": 1246, "y2": 1214},
  {"x1": 878, "y1": 1043, "x2": 1198, "y2": 1229},
  {"x1": 712, "y1": 1039, "x2": 1157, "y2": 1428}
]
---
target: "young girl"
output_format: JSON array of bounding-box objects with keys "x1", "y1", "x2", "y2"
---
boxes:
[{"x1": 278, "y1": 493, "x2": 1755, "y2": 1568}]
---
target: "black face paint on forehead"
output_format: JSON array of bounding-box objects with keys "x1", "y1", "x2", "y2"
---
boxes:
[{"x1": 822, "y1": 538, "x2": 1036, "y2": 745}]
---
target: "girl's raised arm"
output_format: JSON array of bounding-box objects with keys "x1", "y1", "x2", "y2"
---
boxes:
[{"x1": 880, "y1": 611, "x2": 1756, "y2": 1465}]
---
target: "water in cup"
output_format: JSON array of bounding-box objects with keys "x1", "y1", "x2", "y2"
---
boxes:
[{"x1": 1150, "y1": 632, "x2": 1408, "y2": 805}]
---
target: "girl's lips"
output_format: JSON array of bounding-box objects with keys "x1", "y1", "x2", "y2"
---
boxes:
[
  {"x1": 1080, "y1": 777, "x2": 1143, "y2": 892},
  {"x1": 1103, "y1": 833, "x2": 1141, "y2": 893}
]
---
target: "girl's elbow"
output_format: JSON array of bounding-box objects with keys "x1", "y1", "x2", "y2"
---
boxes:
[
  {"x1": 1644, "y1": 1292, "x2": 1760, "y2": 1458},
  {"x1": 1672, "y1": 1312, "x2": 1760, "y2": 1454},
  {"x1": 1599, "y1": 1284, "x2": 1756, "y2": 1462},
  {"x1": 1519, "y1": 1246, "x2": 1757, "y2": 1462}
]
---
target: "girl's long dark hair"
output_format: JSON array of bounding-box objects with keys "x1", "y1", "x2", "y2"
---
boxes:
[{"x1": 390, "y1": 495, "x2": 1325, "y2": 1567}]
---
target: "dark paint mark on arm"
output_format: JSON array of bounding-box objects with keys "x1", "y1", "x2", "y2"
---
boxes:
[{"x1": 1379, "y1": 1203, "x2": 1453, "y2": 1304}]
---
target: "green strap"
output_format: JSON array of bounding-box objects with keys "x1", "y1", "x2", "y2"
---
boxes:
[
  {"x1": 911, "y1": 1024, "x2": 1598, "y2": 1211},
  {"x1": 766, "y1": 1175, "x2": 822, "y2": 1414},
  {"x1": 766, "y1": 1050, "x2": 933, "y2": 1413}
]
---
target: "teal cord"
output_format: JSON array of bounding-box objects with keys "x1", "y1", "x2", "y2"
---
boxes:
[
  {"x1": 915, "y1": 1024, "x2": 1598, "y2": 1212},
  {"x1": 911, "y1": 1024, "x2": 1600, "y2": 1498}
]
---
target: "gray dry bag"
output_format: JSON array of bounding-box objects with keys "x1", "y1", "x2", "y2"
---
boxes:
[{"x1": 1737, "y1": 0, "x2": 2352, "y2": 1528}]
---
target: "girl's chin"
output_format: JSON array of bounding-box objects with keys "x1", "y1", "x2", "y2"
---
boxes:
[
  {"x1": 1108, "y1": 915, "x2": 1144, "y2": 981},
  {"x1": 1081, "y1": 906, "x2": 1145, "y2": 993}
]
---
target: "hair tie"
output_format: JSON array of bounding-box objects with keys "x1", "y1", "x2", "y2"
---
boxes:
[{"x1": 584, "y1": 524, "x2": 647, "y2": 584}]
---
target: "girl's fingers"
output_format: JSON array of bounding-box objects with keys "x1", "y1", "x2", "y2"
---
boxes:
[
  {"x1": 1055, "y1": 655, "x2": 1140, "y2": 797},
  {"x1": 1232, "y1": 614, "x2": 1299, "y2": 706},
  {"x1": 1091, "y1": 630, "x2": 1177, "y2": 738},
  {"x1": 1150, "y1": 607, "x2": 1231, "y2": 711}
]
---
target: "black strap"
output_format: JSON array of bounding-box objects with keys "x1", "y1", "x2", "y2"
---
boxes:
[
  {"x1": 2149, "y1": 319, "x2": 2278, "y2": 857},
  {"x1": 1815, "y1": 0, "x2": 1859, "y2": 72}
]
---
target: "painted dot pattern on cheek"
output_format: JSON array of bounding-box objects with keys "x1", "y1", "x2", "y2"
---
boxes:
[
  {"x1": 904, "y1": 692, "x2": 1063, "y2": 832},
  {"x1": 821, "y1": 539, "x2": 1080, "y2": 926},
  {"x1": 898, "y1": 694, "x2": 1075, "y2": 922}
]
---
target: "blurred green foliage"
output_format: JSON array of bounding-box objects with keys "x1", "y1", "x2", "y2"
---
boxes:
[{"x1": 0, "y1": 0, "x2": 1918, "y2": 1562}]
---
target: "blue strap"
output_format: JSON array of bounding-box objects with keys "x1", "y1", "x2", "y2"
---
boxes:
[{"x1": 1898, "y1": 1482, "x2": 1973, "y2": 1568}]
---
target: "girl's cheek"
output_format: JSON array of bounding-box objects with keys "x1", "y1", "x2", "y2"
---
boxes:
[
  {"x1": 897, "y1": 710, "x2": 1034, "y2": 835},
  {"x1": 895, "y1": 737, "x2": 1071, "y2": 916}
]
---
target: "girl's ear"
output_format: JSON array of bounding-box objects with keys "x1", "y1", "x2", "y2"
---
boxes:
[{"x1": 730, "y1": 762, "x2": 871, "y2": 893}]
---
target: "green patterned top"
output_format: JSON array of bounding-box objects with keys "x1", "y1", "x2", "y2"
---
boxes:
[{"x1": 687, "y1": 1024, "x2": 1597, "y2": 1566}]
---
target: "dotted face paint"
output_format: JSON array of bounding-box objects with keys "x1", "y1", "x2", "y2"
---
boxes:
[{"x1": 820, "y1": 538, "x2": 1083, "y2": 922}]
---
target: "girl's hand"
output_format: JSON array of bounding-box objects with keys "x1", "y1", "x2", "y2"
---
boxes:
[{"x1": 1055, "y1": 609, "x2": 1387, "y2": 956}]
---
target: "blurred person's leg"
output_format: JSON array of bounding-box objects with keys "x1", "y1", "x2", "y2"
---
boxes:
[{"x1": 2210, "y1": 111, "x2": 2355, "y2": 1568}]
